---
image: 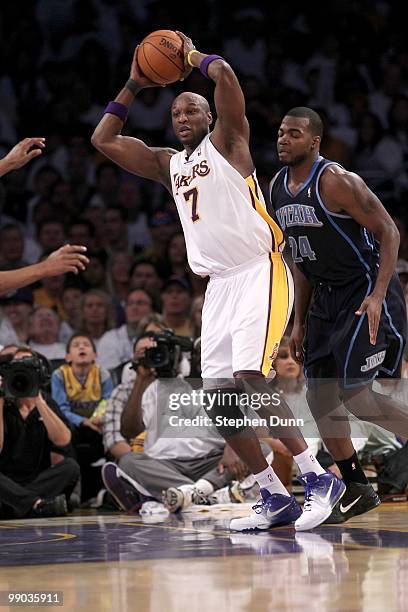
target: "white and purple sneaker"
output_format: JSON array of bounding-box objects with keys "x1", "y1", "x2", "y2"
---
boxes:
[
  {"x1": 101, "y1": 462, "x2": 143, "y2": 513},
  {"x1": 295, "y1": 471, "x2": 346, "y2": 531},
  {"x1": 230, "y1": 489, "x2": 302, "y2": 531}
]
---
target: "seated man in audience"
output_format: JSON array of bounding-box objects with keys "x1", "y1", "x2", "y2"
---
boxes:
[
  {"x1": 0, "y1": 288, "x2": 34, "y2": 347},
  {"x1": 130, "y1": 260, "x2": 163, "y2": 301},
  {"x1": 0, "y1": 346, "x2": 79, "y2": 518},
  {"x1": 0, "y1": 224, "x2": 28, "y2": 271},
  {"x1": 102, "y1": 333, "x2": 270, "y2": 512},
  {"x1": 28, "y1": 305, "x2": 66, "y2": 361},
  {"x1": 51, "y1": 333, "x2": 113, "y2": 502},
  {"x1": 97, "y1": 289, "x2": 153, "y2": 370},
  {"x1": 161, "y1": 276, "x2": 194, "y2": 337}
]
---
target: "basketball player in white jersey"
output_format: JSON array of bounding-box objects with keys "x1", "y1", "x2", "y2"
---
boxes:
[{"x1": 92, "y1": 32, "x2": 344, "y2": 531}]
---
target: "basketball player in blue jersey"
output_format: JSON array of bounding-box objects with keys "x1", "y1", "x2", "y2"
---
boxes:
[
  {"x1": 269, "y1": 107, "x2": 407, "y2": 524},
  {"x1": 92, "y1": 36, "x2": 345, "y2": 532}
]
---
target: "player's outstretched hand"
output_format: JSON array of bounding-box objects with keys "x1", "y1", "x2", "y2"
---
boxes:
[
  {"x1": 3, "y1": 138, "x2": 45, "y2": 171},
  {"x1": 355, "y1": 294, "x2": 382, "y2": 345},
  {"x1": 130, "y1": 46, "x2": 162, "y2": 88},
  {"x1": 44, "y1": 244, "x2": 89, "y2": 276},
  {"x1": 289, "y1": 323, "x2": 305, "y2": 363},
  {"x1": 175, "y1": 31, "x2": 195, "y2": 81}
]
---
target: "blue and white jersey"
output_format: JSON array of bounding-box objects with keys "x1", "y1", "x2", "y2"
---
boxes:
[{"x1": 269, "y1": 156, "x2": 379, "y2": 286}]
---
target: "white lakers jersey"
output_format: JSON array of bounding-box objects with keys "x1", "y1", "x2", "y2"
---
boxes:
[{"x1": 170, "y1": 134, "x2": 284, "y2": 276}]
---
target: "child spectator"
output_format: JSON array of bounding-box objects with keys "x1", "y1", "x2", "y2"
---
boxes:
[{"x1": 51, "y1": 333, "x2": 114, "y2": 502}]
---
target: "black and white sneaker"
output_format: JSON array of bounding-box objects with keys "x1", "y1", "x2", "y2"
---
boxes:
[
  {"x1": 324, "y1": 482, "x2": 380, "y2": 524},
  {"x1": 31, "y1": 495, "x2": 68, "y2": 518}
]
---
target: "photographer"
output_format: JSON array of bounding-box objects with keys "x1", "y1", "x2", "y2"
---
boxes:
[
  {"x1": 102, "y1": 331, "x2": 267, "y2": 512},
  {"x1": 0, "y1": 347, "x2": 79, "y2": 518}
]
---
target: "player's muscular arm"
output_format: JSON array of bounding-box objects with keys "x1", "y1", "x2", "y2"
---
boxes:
[
  {"x1": 91, "y1": 48, "x2": 176, "y2": 190},
  {"x1": 321, "y1": 167, "x2": 399, "y2": 298},
  {"x1": 178, "y1": 32, "x2": 252, "y2": 176},
  {"x1": 321, "y1": 166, "x2": 400, "y2": 343}
]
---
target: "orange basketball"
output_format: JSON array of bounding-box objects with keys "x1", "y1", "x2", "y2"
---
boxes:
[{"x1": 137, "y1": 30, "x2": 185, "y2": 86}]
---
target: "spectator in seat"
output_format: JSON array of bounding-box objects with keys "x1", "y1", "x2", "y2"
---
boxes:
[
  {"x1": 78, "y1": 289, "x2": 116, "y2": 350},
  {"x1": 138, "y1": 209, "x2": 179, "y2": 264},
  {"x1": 0, "y1": 287, "x2": 33, "y2": 346},
  {"x1": 80, "y1": 250, "x2": 108, "y2": 292},
  {"x1": 67, "y1": 219, "x2": 97, "y2": 252},
  {"x1": 191, "y1": 295, "x2": 204, "y2": 339},
  {"x1": 29, "y1": 306, "x2": 66, "y2": 361},
  {"x1": 97, "y1": 289, "x2": 153, "y2": 370},
  {"x1": 117, "y1": 180, "x2": 151, "y2": 250},
  {"x1": 161, "y1": 276, "x2": 194, "y2": 337},
  {"x1": 35, "y1": 219, "x2": 66, "y2": 258},
  {"x1": 129, "y1": 260, "x2": 163, "y2": 302},
  {"x1": 60, "y1": 285, "x2": 84, "y2": 341},
  {"x1": 102, "y1": 205, "x2": 130, "y2": 256},
  {"x1": 158, "y1": 231, "x2": 188, "y2": 280},
  {"x1": 51, "y1": 333, "x2": 113, "y2": 502},
  {"x1": 0, "y1": 224, "x2": 27, "y2": 271}
]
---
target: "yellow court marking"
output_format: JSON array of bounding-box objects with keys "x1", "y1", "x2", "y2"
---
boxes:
[{"x1": 2, "y1": 533, "x2": 77, "y2": 546}]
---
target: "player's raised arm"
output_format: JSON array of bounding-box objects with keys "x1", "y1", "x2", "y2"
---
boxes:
[
  {"x1": 321, "y1": 165, "x2": 400, "y2": 344},
  {"x1": 91, "y1": 48, "x2": 178, "y2": 191},
  {"x1": 177, "y1": 32, "x2": 251, "y2": 174}
]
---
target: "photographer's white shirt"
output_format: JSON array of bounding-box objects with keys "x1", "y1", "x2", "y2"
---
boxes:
[
  {"x1": 97, "y1": 324, "x2": 135, "y2": 370},
  {"x1": 141, "y1": 379, "x2": 224, "y2": 460}
]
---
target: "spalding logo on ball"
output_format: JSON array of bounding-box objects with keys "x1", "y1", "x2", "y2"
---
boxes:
[{"x1": 137, "y1": 30, "x2": 185, "y2": 86}]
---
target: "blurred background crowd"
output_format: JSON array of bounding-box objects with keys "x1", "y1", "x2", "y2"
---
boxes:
[
  {"x1": 1, "y1": 1, "x2": 408, "y2": 332},
  {"x1": 0, "y1": 0, "x2": 408, "y2": 513}
]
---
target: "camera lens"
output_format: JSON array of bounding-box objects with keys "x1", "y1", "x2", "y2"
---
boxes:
[{"x1": 9, "y1": 372, "x2": 31, "y2": 395}]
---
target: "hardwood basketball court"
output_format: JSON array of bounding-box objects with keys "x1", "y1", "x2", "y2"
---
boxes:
[{"x1": 0, "y1": 503, "x2": 407, "y2": 611}]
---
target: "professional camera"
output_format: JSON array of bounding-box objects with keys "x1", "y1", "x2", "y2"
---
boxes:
[
  {"x1": 138, "y1": 330, "x2": 194, "y2": 377},
  {"x1": 0, "y1": 355, "x2": 51, "y2": 398}
]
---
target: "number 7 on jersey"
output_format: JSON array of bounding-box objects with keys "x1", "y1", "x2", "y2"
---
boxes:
[{"x1": 183, "y1": 187, "x2": 200, "y2": 222}]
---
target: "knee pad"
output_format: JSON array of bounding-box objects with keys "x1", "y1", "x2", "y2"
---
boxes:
[{"x1": 204, "y1": 387, "x2": 248, "y2": 438}]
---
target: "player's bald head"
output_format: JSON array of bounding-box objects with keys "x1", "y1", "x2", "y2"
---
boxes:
[
  {"x1": 171, "y1": 92, "x2": 212, "y2": 151},
  {"x1": 172, "y1": 92, "x2": 210, "y2": 113}
]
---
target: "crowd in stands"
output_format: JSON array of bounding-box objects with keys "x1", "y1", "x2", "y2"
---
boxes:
[{"x1": 0, "y1": 0, "x2": 408, "y2": 516}]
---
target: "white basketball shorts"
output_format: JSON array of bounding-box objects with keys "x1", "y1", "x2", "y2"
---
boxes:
[{"x1": 200, "y1": 253, "x2": 294, "y2": 380}]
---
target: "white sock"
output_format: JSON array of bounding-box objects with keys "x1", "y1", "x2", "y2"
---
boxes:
[
  {"x1": 178, "y1": 484, "x2": 195, "y2": 507},
  {"x1": 293, "y1": 448, "x2": 325, "y2": 476},
  {"x1": 254, "y1": 465, "x2": 289, "y2": 496},
  {"x1": 194, "y1": 479, "x2": 214, "y2": 496}
]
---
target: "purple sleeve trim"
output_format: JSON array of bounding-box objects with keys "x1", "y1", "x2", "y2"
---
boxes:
[
  {"x1": 199, "y1": 54, "x2": 225, "y2": 78},
  {"x1": 104, "y1": 101, "x2": 128, "y2": 123}
]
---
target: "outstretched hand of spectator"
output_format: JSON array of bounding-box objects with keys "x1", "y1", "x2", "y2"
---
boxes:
[
  {"x1": 43, "y1": 244, "x2": 89, "y2": 276},
  {"x1": 1, "y1": 138, "x2": 46, "y2": 173}
]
